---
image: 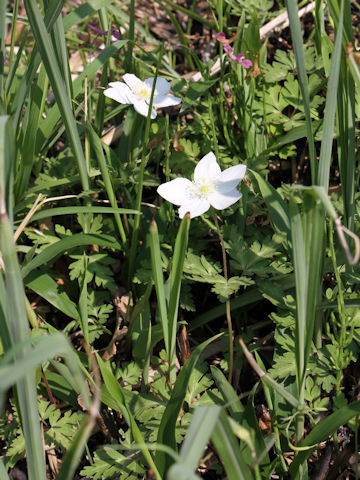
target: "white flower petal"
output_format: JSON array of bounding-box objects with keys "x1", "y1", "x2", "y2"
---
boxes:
[
  {"x1": 178, "y1": 198, "x2": 210, "y2": 219},
  {"x1": 208, "y1": 189, "x2": 242, "y2": 210},
  {"x1": 153, "y1": 94, "x2": 181, "y2": 108},
  {"x1": 157, "y1": 178, "x2": 194, "y2": 205},
  {"x1": 144, "y1": 77, "x2": 171, "y2": 95},
  {"x1": 133, "y1": 99, "x2": 156, "y2": 118},
  {"x1": 194, "y1": 152, "x2": 221, "y2": 182},
  {"x1": 104, "y1": 83, "x2": 131, "y2": 104},
  {"x1": 123, "y1": 73, "x2": 142, "y2": 90},
  {"x1": 217, "y1": 164, "x2": 247, "y2": 193}
]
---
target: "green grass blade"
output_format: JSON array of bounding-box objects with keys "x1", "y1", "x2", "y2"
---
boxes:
[
  {"x1": 0, "y1": 116, "x2": 14, "y2": 214},
  {"x1": 155, "y1": 333, "x2": 222, "y2": 475},
  {"x1": 210, "y1": 366, "x2": 245, "y2": 415},
  {"x1": 211, "y1": 409, "x2": 254, "y2": 480},
  {"x1": 155, "y1": 0, "x2": 215, "y2": 28},
  {"x1": 286, "y1": 0, "x2": 317, "y2": 182},
  {"x1": 78, "y1": 254, "x2": 89, "y2": 344},
  {"x1": 317, "y1": 0, "x2": 344, "y2": 189},
  {"x1": 16, "y1": 64, "x2": 49, "y2": 200},
  {"x1": 177, "y1": 405, "x2": 222, "y2": 470},
  {"x1": 155, "y1": 0, "x2": 194, "y2": 69},
  {"x1": 149, "y1": 219, "x2": 169, "y2": 353},
  {"x1": 12, "y1": 0, "x2": 65, "y2": 128},
  {"x1": 168, "y1": 214, "x2": 191, "y2": 383},
  {"x1": 87, "y1": 122, "x2": 127, "y2": 244},
  {"x1": 348, "y1": 52, "x2": 360, "y2": 90},
  {"x1": 167, "y1": 464, "x2": 201, "y2": 480},
  {"x1": 251, "y1": 170, "x2": 290, "y2": 242},
  {"x1": 5, "y1": 29, "x2": 28, "y2": 98},
  {"x1": 314, "y1": 0, "x2": 325, "y2": 55},
  {"x1": 0, "y1": 334, "x2": 82, "y2": 391},
  {"x1": 23, "y1": 0, "x2": 90, "y2": 192},
  {"x1": 0, "y1": 0, "x2": 5, "y2": 104},
  {"x1": 261, "y1": 372, "x2": 299, "y2": 409},
  {"x1": 337, "y1": 67, "x2": 356, "y2": 229},
  {"x1": 289, "y1": 196, "x2": 307, "y2": 393},
  {"x1": 0, "y1": 199, "x2": 46, "y2": 479},
  {"x1": 50, "y1": 8, "x2": 72, "y2": 101},
  {"x1": 0, "y1": 272, "x2": 12, "y2": 353},
  {"x1": 63, "y1": 0, "x2": 116, "y2": 31},
  {"x1": 0, "y1": 457, "x2": 10, "y2": 480},
  {"x1": 31, "y1": 205, "x2": 138, "y2": 222},
  {"x1": 26, "y1": 272, "x2": 79, "y2": 319},
  {"x1": 289, "y1": 190, "x2": 325, "y2": 442}
]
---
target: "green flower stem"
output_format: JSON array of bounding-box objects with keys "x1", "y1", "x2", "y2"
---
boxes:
[
  {"x1": 208, "y1": 93, "x2": 219, "y2": 157},
  {"x1": 212, "y1": 210, "x2": 234, "y2": 383},
  {"x1": 126, "y1": 0, "x2": 135, "y2": 72},
  {"x1": 165, "y1": 114, "x2": 170, "y2": 182},
  {"x1": 128, "y1": 46, "x2": 164, "y2": 284}
]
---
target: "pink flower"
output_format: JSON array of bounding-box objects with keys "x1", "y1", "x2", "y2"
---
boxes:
[
  {"x1": 214, "y1": 32, "x2": 226, "y2": 41},
  {"x1": 214, "y1": 32, "x2": 252, "y2": 69},
  {"x1": 235, "y1": 53, "x2": 253, "y2": 69}
]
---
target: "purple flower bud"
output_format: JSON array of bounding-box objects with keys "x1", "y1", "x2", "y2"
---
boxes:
[
  {"x1": 87, "y1": 24, "x2": 108, "y2": 36},
  {"x1": 223, "y1": 43, "x2": 233, "y2": 54}
]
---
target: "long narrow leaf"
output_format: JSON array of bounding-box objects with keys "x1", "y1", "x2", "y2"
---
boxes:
[
  {"x1": 317, "y1": 0, "x2": 345, "y2": 189},
  {"x1": 0, "y1": 198, "x2": 46, "y2": 479},
  {"x1": 251, "y1": 170, "x2": 290, "y2": 242},
  {"x1": 31, "y1": 205, "x2": 138, "y2": 222},
  {"x1": 0, "y1": 0, "x2": 5, "y2": 102},
  {"x1": 23, "y1": 0, "x2": 90, "y2": 191},
  {"x1": 167, "y1": 405, "x2": 221, "y2": 479},
  {"x1": 212, "y1": 410, "x2": 254, "y2": 480},
  {"x1": 168, "y1": 213, "x2": 191, "y2": 382},
  {"x1": 286, "y1": 0, "x2": 317, "y2": 181},
  {"x1": 87, "y1": 122, "x2": 127, "y2": 243},
  {"x1": 149, "y1": 219, "x2": 169, "y2": 353},
  {"x1": 210, "y1": 366, "x2": 245, "y2": 416},
  {"x1": 178, "y1": 405, "x2": 221, "y2": 470}
]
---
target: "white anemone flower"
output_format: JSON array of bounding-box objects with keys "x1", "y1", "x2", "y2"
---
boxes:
[
  {"x1": 103, "y1": 73, "x2": 181, "y2": 119},
  {"x1": 157, "y1": 152, "x2": 246, "y2": 219}
]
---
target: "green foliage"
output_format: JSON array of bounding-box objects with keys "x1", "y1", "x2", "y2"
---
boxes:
[
  {"x1": 0, "y1": 400, "x2": 83, "y2": 469},
  {"x1": 80, "y1": 445, "x2": 145, "y2": 480}
]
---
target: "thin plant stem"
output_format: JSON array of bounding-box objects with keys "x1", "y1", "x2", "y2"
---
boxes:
[
  {"x1": 128, "y1": 45, "x2": 165, "y2": 284},
  {"x1": 126, "y1": 0, "x2": 135, "y2": 72},
  {"x1": 208, "y1": 93, "x2": 219, "y2": 157},
  {"x1": 212, "y1": 210, "x2": 233, "y2": 383},
  {"x1": 165, "y1": 114, "x2": 170, "y2": 182}
]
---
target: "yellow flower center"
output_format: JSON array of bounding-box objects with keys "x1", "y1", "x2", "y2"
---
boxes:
[
  {"x1": 139, "y1": 87, "x2": 149, "y2": 99},
  {"x1": 193, "y1": 178, "x2": 217, "y2": 199},
  {"x1": 133, "y1": 82, "x2": 151, "y2": 102}
]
